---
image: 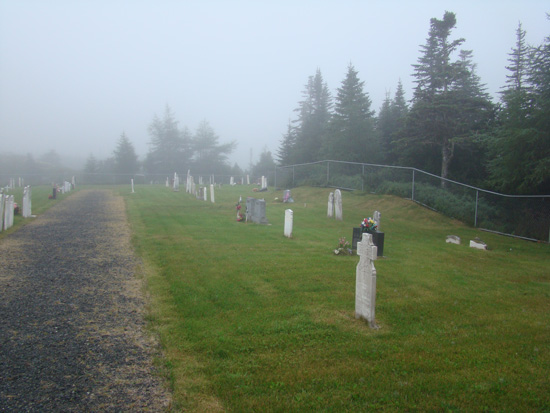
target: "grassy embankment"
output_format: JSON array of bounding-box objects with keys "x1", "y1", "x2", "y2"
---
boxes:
[{"x1": 120, "y1": 184, "x2": 549, "y2": 411}]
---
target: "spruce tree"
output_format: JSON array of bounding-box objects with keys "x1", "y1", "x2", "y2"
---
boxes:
[{"x1": 324, "y1": 64, "x2": 376, "y2": 163}]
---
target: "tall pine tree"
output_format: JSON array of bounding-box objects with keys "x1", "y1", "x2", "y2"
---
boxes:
[
  {"x1": 323, "y1": 64, "x2": 377, "y2": 163},
  {"x1": 402, "y1": 11, "x2": 493, "y2": 185},
  {"x1": 292, "y1": 69, "x2": 332, "y2": 163}
]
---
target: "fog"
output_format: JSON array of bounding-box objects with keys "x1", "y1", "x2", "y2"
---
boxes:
[{"x1": 1, "y1": 0, "x2": 548, "y2": 169}]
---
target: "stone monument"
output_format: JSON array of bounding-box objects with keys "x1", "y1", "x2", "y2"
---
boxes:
[
  {"x1": 284, "y1": 209, "x2": 293, "y2": 238},
  {"x1": 334, "y1": 189, "x2": 343, "y2": 220},
  {"x1": 355, "y1": 233, "x2": 378, "y2": 328},
  {"x1": 327, "y1": 192, "x2": 334, "y2": 218}
]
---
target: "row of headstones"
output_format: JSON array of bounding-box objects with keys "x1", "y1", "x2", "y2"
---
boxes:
[
  {"x1": 0, "y1": 185, "x2": 33, "y2": 232},
  {"x1": 230, "y1": 175, "x2": 252, "y2": 186}
]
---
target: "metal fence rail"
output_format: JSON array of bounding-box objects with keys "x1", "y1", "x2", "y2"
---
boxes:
[
  {"x1": 275, "y1": 160, "x2": 550, "y2": 242},
  {"x1": 2, "y1": 162, "x2": 549, "y2": 241}
]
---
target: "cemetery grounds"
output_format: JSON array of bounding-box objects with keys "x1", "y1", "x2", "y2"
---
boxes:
[{"x1": 3, "y1": 184, "x2": 549, "y2": 411}]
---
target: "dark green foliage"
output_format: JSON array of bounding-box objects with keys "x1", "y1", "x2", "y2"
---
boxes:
[
  {"x1": 488, "y1": 20, "x2": 550, "y2": 194},
  {"x1": 112, "y1": 132, "x2": 139, "y2": 176},
  {"x1": 399, "y1": 12, "x2": 494, "y2": 185},
  {"x1": 323, "y1": 64, "x2": 378, "y2": 163}
]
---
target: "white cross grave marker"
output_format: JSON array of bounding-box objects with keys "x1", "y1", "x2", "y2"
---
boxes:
[{"x1": 355, "y1": 232, "x2": 378, "y2": 328}]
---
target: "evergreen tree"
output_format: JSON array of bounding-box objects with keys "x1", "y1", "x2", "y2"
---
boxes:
[
  {"x1": 251, "y1": 148, "x2": 277, "y2": 178},
  {"x1": 401, "y1": 12, "x2": 493, "y2": 184},
  {"x1": 145, "y1": 105, "x2": 191, "y2": 175},
  {"x1": 324, "y1": 64, "x2": 377, "y2": 163},
  {"x1": 489, "y1": 20, "x2": 550, "y2": 194},
  {"x1": 276, "y1": 120, "x2": 297, "y2": 165},
  {"x1": 292, "y1": 69, "x2": 332, "y2": 163},
  {"x1": 191, "y1": 119, "x2": 236, "y2": 174},
  {"x1": 113, "y1": 132, "x2": 139, "y2": 175},
  {"x1": 376, "y1": 80, "x2": 409, "y2": 164}
]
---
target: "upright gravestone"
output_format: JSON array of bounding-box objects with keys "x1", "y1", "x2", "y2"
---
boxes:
[
  {"x1": 373, "y1": 211, "x2": 381, "y2": 230},
  {"x1": 261, "y1": 176, "x2": 267, "y2": 190},
  {"x1": 210, "y1": 184, "x2": 215, "y2": 203},
  {"x1": 203, "y1": 187, "x2": 207, "y2": 201},
  {"x1": 327, "y1": 192, "x2": 334, "y2": 218},
  {"x1": 131, "y1": 179, "x2": 135, "y2": 193},
  {"x1": 334, "y1": 189, "x2": 343, "y2": 220},
  {"x1": 4, "y1": 195, "x2": 14, "y2": 230},
  {"x1": 230, "y1": 176, "x2": 235, "y2": 186},
  {"x1": 284, "y1": 209, "x2": 293, "y2": 238},
  {"x1": 22, "y1": 185, "x2": 32, "y2": 217},
  {"x1": 246, "y1": 197, "x2": 269, "y2": 224},
  {"x1": 246, "y1": 175, "x2": 250, "y2": 185},
  {"x1": 0, "y1": 192, "x2": 4, "y2": 231},
  {"x1": 355, "y1": 233, "x2": 378, "y2": 328}
]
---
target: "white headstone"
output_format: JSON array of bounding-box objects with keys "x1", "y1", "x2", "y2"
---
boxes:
[
  {"x1": 470, "y1": 238, "x2": 488, "y2": 250},
  {"x1": 230, "y1": 176, "x2": 235, "y2": 186},
  {"x1": 334, "y1": 189, "x2": 343, "y2": 220},
  {"x1": 327, "y1": 192, "x2": 334, "y2": 218},
  {"x1": 203, "y1": 187, "x2": 207, "y2": 201},
  {"x1": 355, "y1": 233, "x2": 378, "y2": 328},
  {"x1": 247, "y1": 174, "x2": 250, "y2": 185},
  {"x1": 0, "y1": 193, "x2": 4, "y2": 231},
  {"x1": 373, "y1": 211, "x2": 381, "y2": 230},
  {"x1": 4, "y1": 195, "x2": 14, "y2": 230},
  {"x1": 210, "y1": 184, "x2": 215, "y2": 203},
  {"x1": 284, "y1": 209, "x2": 293, "y2": 238},
  {"x1": 446, "y1": 235, "x2": 461, "y2": 244},
  {"x1": 22, "y1": 185, "x2": 32, "y2": 217},
  {"x1": 131, "y1": 179, "x2": 135, "y2": 193}
]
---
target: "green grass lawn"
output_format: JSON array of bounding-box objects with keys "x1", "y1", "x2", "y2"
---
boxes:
[{"x1": 118, "y1": 184, "x2": 549, "y2": 411}]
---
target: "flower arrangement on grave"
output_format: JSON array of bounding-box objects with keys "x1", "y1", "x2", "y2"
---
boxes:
[
  {"x1": 360, "y1": 217, "x2": 377, "y2": 234},
  {"x1": 334, "y1": 237, "x2": 353, "y2": 255},
  {"x1": 236, "y1": 202, "x2": 244, "y2": 222}
]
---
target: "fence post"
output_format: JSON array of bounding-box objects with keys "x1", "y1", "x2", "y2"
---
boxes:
[
  {"x1": 362, "y1": 164, "x2": 365, "y2": 192},
  {"x1": 475, "y1": 190, "x2": 479, "y2": 227}
]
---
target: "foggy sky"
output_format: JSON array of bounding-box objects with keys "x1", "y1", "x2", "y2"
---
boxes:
[{"x1": 1, "y1": 0, "x2": 548, "y2": 169}]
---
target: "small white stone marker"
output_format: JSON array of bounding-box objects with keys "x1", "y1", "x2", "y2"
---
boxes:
[
  {"x1": 284, "y1": 209, "x2": 293, "y2": 238},
  {"x1": 131, "y1": 179, "x2": 135, "y2": 193},
  {"x1": 470, "y1": 238, "x2": 488, "y2": 250},
  {"x1": 355, "y1": 233, "x2": 378, "y2": 328},
  {"x1": 446, "y1": 235, "x2": 461, "y2": 244},
  {"x1": 210, "y1": 184, "x2": 215, "y2": 203}
]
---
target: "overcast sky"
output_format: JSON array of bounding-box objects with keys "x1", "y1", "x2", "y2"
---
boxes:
[{"x1": 1, "y1": 1, "x2": 548, "y2": 169}]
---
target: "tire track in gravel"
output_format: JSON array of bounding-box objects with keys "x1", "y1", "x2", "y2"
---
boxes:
[{"x1": 0, "y1": 189, "x2": 171, "y2": 412}]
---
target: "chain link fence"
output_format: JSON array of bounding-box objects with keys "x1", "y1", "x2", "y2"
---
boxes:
[
  {"x1": 3, "y1": 163, "x2": 549, "y2": 241},
  {"x1": 274, "y1": 160, "x2": 550, "y2": 242}
]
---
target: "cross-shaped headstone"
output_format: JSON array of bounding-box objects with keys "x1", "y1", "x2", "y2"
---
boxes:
[{"x1": 355, "y1": 233, "x2": 378, "y2": 328}]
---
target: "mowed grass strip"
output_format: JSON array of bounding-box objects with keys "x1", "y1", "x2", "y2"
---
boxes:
[{"x1": 121, "y1": 184, "x2": 550, "y2": 411}]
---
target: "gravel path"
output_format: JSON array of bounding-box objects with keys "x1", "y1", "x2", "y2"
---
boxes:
[{"x1": 0, "y1": 189, "x2": 171, "y2": 412}]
